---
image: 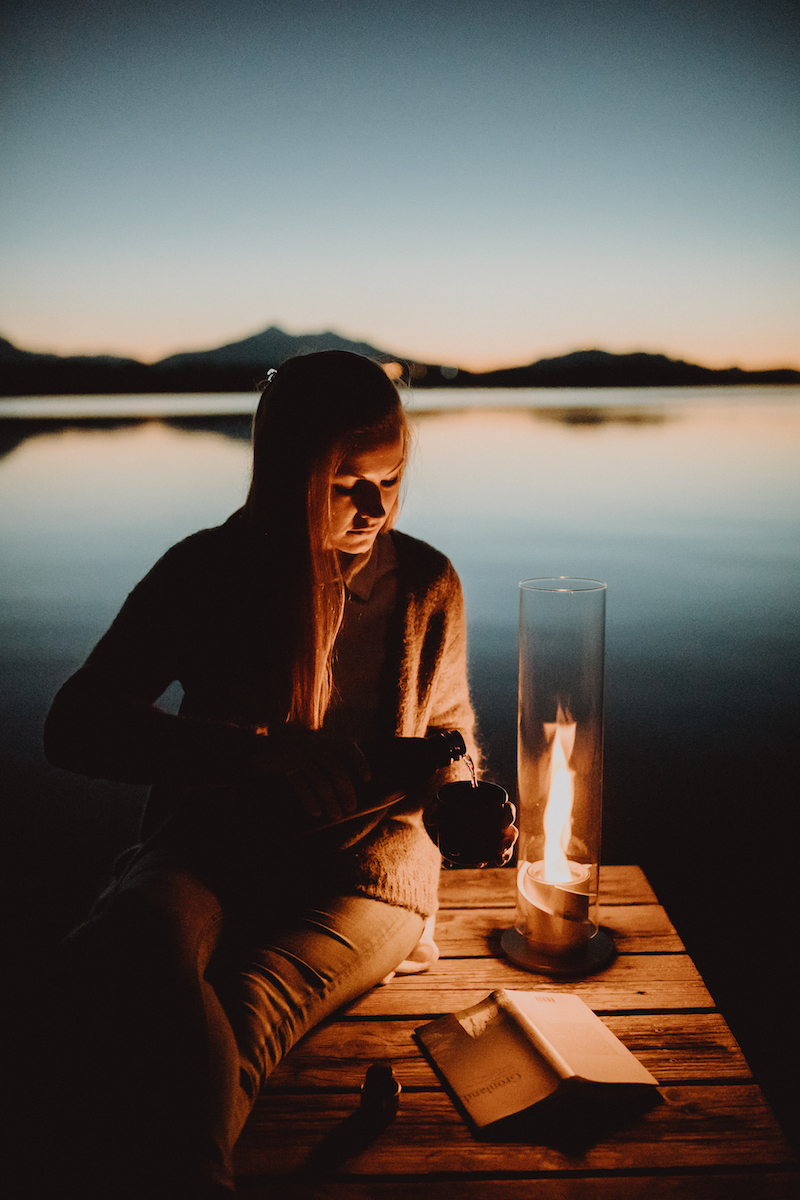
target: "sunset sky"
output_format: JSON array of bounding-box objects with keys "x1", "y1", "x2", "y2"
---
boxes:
[{"x1": 2, "y1": 0, "x2": 798, "y2": 371}]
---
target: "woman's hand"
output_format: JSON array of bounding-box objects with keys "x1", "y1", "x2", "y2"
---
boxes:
[
  {"x1": 249, "y1": 726, "x2": 371, "y2": 826},
  {"x1": 497, "y1": 802, "x2": 519, "y2": 865}
]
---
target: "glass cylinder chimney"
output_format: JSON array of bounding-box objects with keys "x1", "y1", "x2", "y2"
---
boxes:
[{"x1": 501, "y1": 578, "x2": 615, "y2": 976}]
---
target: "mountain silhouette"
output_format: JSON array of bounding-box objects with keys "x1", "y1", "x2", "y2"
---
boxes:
[
  {"x1": 156, "y1": 326, "x2": 395, "y2": 370},
  {"x1": 467, "y1": 348, "x2": 800, "y2": 389},
  {"x1": 1, "y1": 328, "x2": 798, "y2": 396}
]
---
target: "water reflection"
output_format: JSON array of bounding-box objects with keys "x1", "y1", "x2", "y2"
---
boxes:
[
  {"x1": 164, "y1": 415, "x2": 253, "y2": 442},
  {"x1": 0, "y1": 418, "x2": 145, "y2": 462},
  {"x1": 0, "y1": 415, "x2": 255, "y2": 463},
  {"x1": 533, "y1": 406, "x2": 669, "y2": 426},
  {"x1": 0, "y1": 403, "x2": 679, "y2": 474},
  {"x1": 411, "y1": 404, "x2": 669, "y2": 427}
]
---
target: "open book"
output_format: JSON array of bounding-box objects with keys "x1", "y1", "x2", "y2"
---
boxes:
[{"x1": 415, "y1": 989, "x2": 658, "y2": 1130}]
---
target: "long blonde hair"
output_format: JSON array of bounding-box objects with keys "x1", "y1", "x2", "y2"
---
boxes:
[{"x1": 243, "y1": 351, "x2": 409, "y2": 728}]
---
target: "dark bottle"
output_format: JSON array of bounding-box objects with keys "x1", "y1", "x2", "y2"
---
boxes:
[
  {"x1": 309, "y1": 730, "x2": 469, "y2": 834},
  {"x1": 358, "y1": 730, "x2": 468, "y2": 811},
  {"x1": 426, "y1": 779, "x2": 517, "y2": 868}
]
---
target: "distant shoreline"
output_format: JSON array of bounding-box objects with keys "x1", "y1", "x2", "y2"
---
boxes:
[
  {"x1": 3, "y1": 363, "x2": 798, "y2": 398},
  {"x1": 3, "y1": 330, "x2": 798, "y2": 398}
]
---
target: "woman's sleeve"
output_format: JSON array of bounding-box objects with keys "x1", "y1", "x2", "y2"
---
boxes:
[
  {"x1": 43, "y1": 542, "x2": 260, "y2": 787},
  {"x1": 425, "y1": 564, "x2": 482, "y2": 775}
]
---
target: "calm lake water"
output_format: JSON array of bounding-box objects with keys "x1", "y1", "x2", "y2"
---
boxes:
[{"x1": 2, "y1": 385, "x2": 799, "y2": 1140}]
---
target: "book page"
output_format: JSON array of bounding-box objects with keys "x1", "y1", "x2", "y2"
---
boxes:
[
  {"x1": 502, "y1": 990, "x2": 658, "y2": 1086},
  {"x1": 416, "y1": 995, "x2": 562, "y2": 1126}
]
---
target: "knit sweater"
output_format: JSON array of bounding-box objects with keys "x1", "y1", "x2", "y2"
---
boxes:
[{"x1": 44, "y1": 514, "x2": 479, "y2": 917}]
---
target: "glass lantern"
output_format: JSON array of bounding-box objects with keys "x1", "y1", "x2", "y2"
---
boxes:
[{"x1": 501, "y1": 578, "x2": 615, "y2": 975}]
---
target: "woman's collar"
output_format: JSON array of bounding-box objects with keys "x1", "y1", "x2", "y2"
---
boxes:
[{"x1": 339, "y1": 531, "x2": 397, "y2": 601}]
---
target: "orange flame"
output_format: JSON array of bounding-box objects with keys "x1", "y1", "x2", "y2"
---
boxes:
[{"x1": 542, "y1": 710, "x2": 576, "y2": 883}]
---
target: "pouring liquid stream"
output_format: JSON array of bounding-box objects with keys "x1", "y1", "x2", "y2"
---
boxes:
[{"x1": 464, "y1": 753, "x2": 478, "y2": 788}]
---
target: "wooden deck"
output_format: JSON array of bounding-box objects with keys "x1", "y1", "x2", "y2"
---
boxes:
[{"x1": 234, "y1": 865, "x2": 798, "y2": 1198}]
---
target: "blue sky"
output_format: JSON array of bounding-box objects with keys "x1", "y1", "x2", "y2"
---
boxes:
[{"x1": 1, "y1": 0, "x2": 798, "y2": 369}]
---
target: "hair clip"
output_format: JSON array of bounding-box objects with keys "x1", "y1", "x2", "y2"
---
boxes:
[{"x1": 265, "y1": 368, "x2": 278, "y2": 383}]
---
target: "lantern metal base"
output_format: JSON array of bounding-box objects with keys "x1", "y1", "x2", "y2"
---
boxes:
[{"x1": 501, "y1": 924, "x2": 615, "y2": 978}]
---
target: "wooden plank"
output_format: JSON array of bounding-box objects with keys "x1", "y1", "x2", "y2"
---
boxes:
[
  {"x1": 345, "y1": 954, "x2": 714, "y2": 1017},
  {"x1": 434, "y1": 904, "x2": 684, "y2": 956},
  {"x1": 438, "y1": 865, "x2": 658, "y2": 909},
  {"x1": 261, "y1": 1012, "x2": 751, "y2": 1092},
  {"x1": 237, "y1": 1174, "x2": 800, "y2": 1200},
  {"x1": 601, "y1": 1012, "x2": 750, "y2": 1081},
  {"x1": 236, "y1": 1086, "x2": 796, "y2": 1176}
]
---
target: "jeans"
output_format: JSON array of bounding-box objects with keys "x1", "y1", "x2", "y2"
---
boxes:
[{"x1": 48, "y1": 849, "x2": 425, "y2": 1198}]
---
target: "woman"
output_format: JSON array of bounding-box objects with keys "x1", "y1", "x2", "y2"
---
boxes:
[{"x1": 43, "y1": 351, "x2": 479, "y2": 1198}]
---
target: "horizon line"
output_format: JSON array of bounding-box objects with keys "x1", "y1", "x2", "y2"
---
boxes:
[{"x1": 4, "y1": 326, "x2": 799, "y2": 376}]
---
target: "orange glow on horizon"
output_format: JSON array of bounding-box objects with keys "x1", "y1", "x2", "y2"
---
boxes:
[{"x1": 9, "y1": 330, "x2": 799, "y2": 378}]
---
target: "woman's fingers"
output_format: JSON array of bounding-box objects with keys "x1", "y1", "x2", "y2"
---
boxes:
[
  {"x1": 337, "y1": 738, "x2": 372, "y2": 785},
  {"x1": 281, "y1": 770, "x2": 319, "y2": 819},
  {"x1": 274, "y1": 761, "x2": 344, "y2": 824},
  {"x1": 293, "y1": 739, "x2": 360, "y2": 822},
  {"x1": 255, "y1": 729, "x2": 370, "y2": 825},
  {"x1": 318, "y1": 738, "x2": 371, "y2": 817},
  {"x1": 497, "y1": 810, "x2": 519, "y2": 863}
]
